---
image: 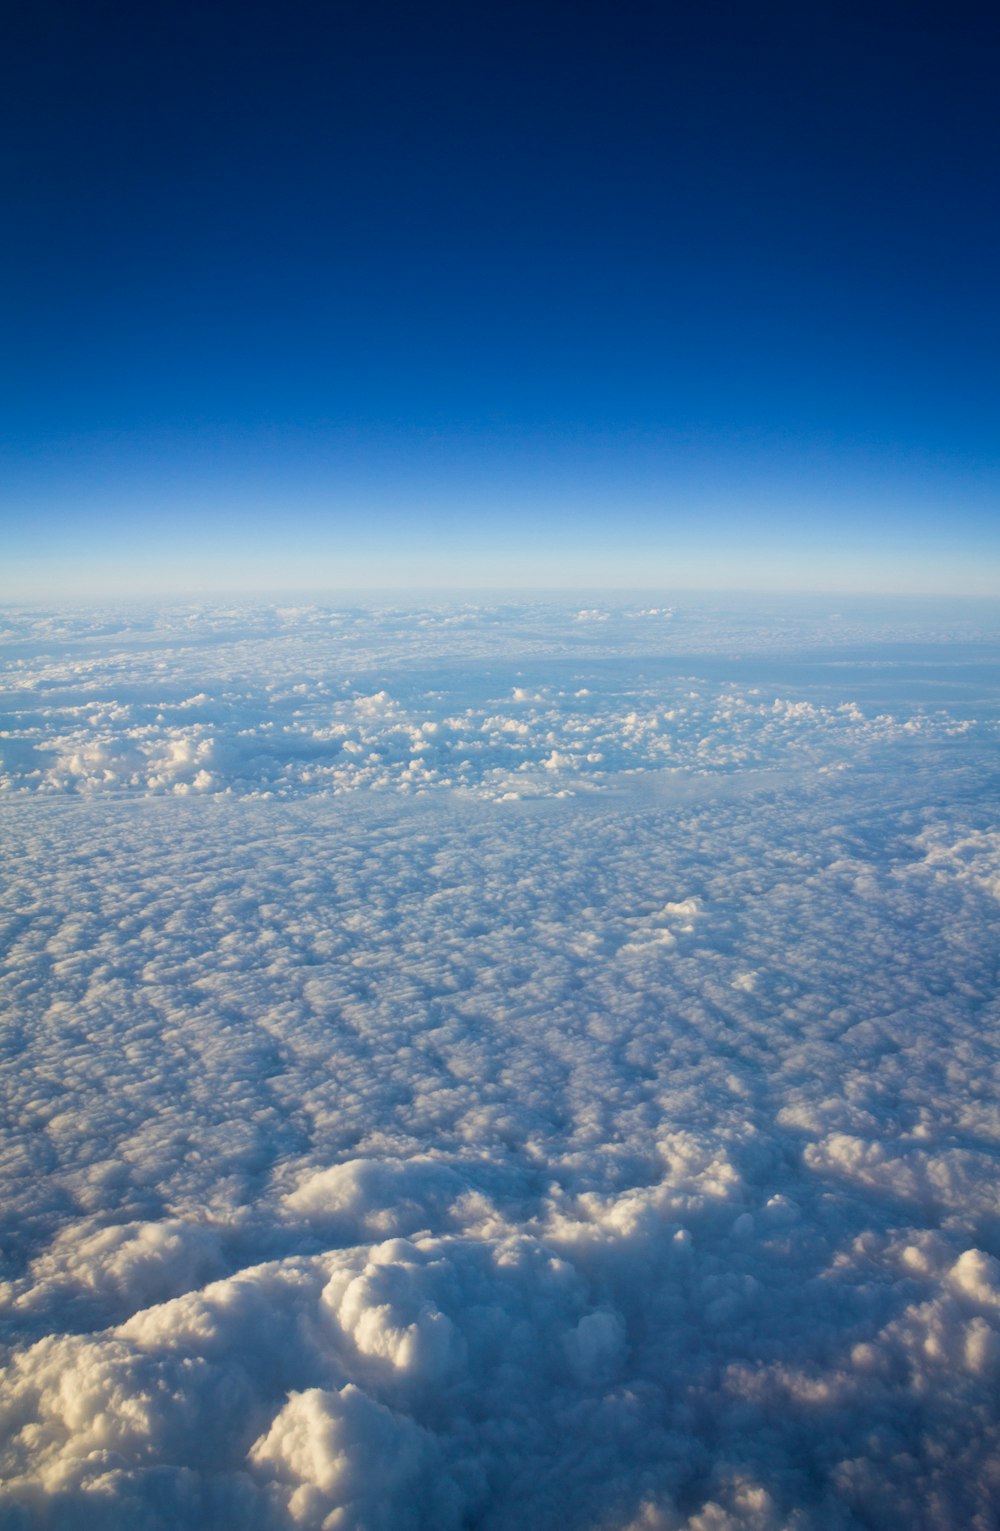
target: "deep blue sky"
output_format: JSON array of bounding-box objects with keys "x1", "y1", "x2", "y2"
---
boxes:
[{"x1": 4, "y1": 0, "x2": 1000, "y2": 596}]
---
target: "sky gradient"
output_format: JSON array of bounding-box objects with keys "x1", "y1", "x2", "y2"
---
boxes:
[{"x1": 4, "y1": 0, "x2": 1000, "y2": 597}]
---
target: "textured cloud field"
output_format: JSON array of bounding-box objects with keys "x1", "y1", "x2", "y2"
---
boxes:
[{"x1": 2, "y1": 599, "x2": 1000, "y2": 1530}]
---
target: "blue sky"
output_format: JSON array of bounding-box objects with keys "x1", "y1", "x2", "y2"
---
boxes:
[{"x1": 3, "y1": 0, "x2": 999, "y2": 597}]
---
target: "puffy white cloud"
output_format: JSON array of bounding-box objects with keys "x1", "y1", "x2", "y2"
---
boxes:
[{"x1": 249, "y1": 1384, "x2": 462, "y2": 1530}]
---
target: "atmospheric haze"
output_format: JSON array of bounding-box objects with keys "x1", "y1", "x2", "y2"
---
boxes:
[{"x1": 2, "y1": 596, "x2": 1000, "y2": 1529}]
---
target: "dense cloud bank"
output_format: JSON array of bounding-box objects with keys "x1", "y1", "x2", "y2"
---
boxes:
[{"x1": 2, "y1": 602, "x2": 1000, "y2": 1528}]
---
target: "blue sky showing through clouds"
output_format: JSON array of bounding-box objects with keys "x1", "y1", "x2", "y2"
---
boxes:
[
  {"x1": 3, "y1": 0, "x2": 1000, "y2": 595},
  {"x1": 4, "y1": 6, "x2": 1000, "y2": 1531}
]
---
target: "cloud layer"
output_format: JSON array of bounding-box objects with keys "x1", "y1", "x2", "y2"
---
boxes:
[
  {"x1": 1, "y1": 600, "x2": 999, "y2": 1528},
  {"x1": 3, "y1": 598, "x2": 997, "y2": 802}
]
